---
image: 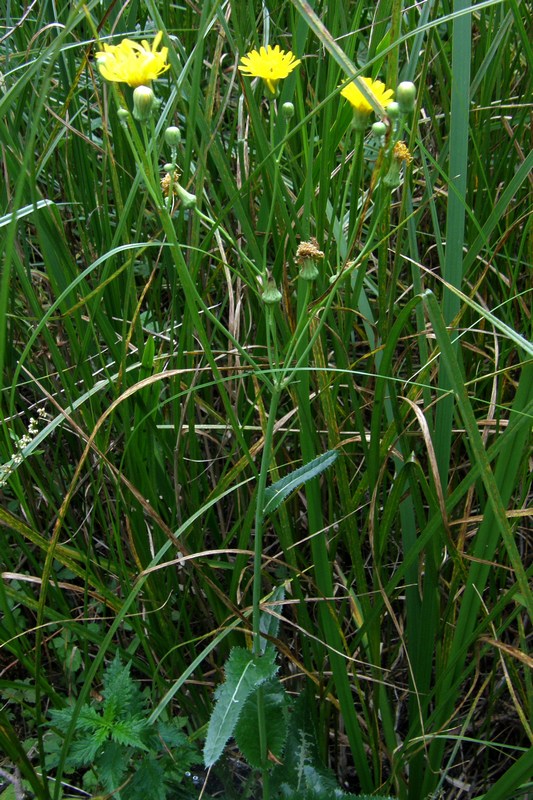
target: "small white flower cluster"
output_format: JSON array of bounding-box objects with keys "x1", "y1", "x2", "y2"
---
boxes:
[{"x1": 0, "y1": 408, "x2": 47, "y2": 488}]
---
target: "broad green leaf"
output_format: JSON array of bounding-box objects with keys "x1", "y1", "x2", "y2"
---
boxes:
[
  {"x1": 235, "y1": 679, "x2": 289, "y2": 769},
  {"x1": 264, "y1": 450, "x2": 338, "y2": 514},
  {"x1": 203, "y1": 647, "x2": 278, "y2": 767}
]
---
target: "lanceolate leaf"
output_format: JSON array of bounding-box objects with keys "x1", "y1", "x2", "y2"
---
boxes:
[
  {"x1": 203, "y1": 647, "x2": 278, "y2": 767},
  {"x1": 264, "y1": 450, "x2": 338, "y2": 515},
  {"x1": 235, "y1": 679, "x2": 289, "y2": 768}
]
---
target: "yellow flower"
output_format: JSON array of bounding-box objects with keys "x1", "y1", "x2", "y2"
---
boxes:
[
  {"x1": 341, "y1": 77, "x2": 394, "y2": 115},
  {"x1": 238, "y1": 45, "x2": 301, "y2": 95},
  {"x1": 95, "y1": 31, "x2": 170, "y2": 88}
]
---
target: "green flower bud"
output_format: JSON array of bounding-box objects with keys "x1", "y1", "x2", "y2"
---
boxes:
[
  {"x1": 372, "y1": 121, "x2": 387, "y2": 139},
  {"x1": 262, "y1": 277, "x2": 283, "y2": 305},
  {"x1": 163, "y1": 163, "x2": 175, "y2": 173},
  {"x1": 282, "y1": 101, "x2": 295, "y2": 120},
  {"x1": 165, "y1": 126, "x2": 181, "y2": 147},
  {"x1": 133, "y1": 85, "x2": 155, "y2": 121},
  {"x1": 396, "y1": 81, "x2": 417, "y2": 113},
  {"x1": 176, "y1": 183, "x2": 197, "y2": 209},
  {"x1": 386, "y1": 101, "x2": 400, "y2": 120},
  {"x1": 117, "y1": 108, "x2": 130, "y2": 121},
  {"x1": 383, "y1": 161, "x2": 402, "y2": 189}
]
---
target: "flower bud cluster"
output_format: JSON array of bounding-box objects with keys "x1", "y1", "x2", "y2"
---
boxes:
[{"x1": 161, "y1": 126, "x2": 197, "y2": 209}]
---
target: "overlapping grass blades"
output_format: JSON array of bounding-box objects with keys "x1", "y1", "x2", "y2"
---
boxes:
[{"x1": 0, "y1": 1, "x2": 531, "y2": 798}]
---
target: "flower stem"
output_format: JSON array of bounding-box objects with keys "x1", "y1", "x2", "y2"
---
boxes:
[
  {"x1": 252, "y1": 385, "x2": 281, "y2": 656},
  {"x1": 251, "y1": 381, "x2": 281, "y2": 800}
]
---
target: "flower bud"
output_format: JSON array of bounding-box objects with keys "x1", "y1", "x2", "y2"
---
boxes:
[
  {"x1": 163, "y1": 163, "x2": 175, "y2": 173},
  {"x1": 372, "y1": 121, "x2": 387, "y2": 139},
  {"x1": 386, "y1": 101, "x2": 400, "y2": 120},
  {"x1": 165, "y1": 126, "x2": 181, "y2": 147},
  {"x1": 133, "y1": 85, "x2": 155, "y2": 121},
  {"x1": 262, "y1": 277, "x2": 283, "y2": 305},
  {"x1": 396, "y1": 81, "x2": 417, "y2": 113},
  {"x1": 282, "y1": 101, "x2": 295, "y2": 120},
  {"x1": 176, "y1": 183, "x2": 197, "y2": 209}
]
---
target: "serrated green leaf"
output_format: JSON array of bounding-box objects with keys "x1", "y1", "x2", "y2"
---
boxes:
[
  {"x1": 155, "y1": 719, "x2": 189, "y2": 749},
  {"x1": 235, "y1": 679, "x2": 289, "y2": 768},
  {"x1": 68, "y1": 735, "x2": 102, "y2": 767},
  {"x1": 277, "y1": 784, "x2": 397, "y2": 800},
  {"x1": 110, "y1": 717, "x2": 149, "y2": 749},
  {"x1": 352, "y1": 796, "x2": 398, "y2": 800},
  {"x1": 102, "y1": 654, "x2": 146, "y2": 717},
  {"x1": 203, "y1": 647, "x2": 278, "y2": 768},
  {"x1": 130, "y1": 757, "x2": 167, "y2": 800},
  {"x1": 264, "y1": 450, "x2": 338, "y2": 514},
  {"x1": 48, "y1": 706, "x2": 76, "y2": 729},
  {"x1": 96, "y1": 741, "x2": 128, "y2": 793},
  {"x1": 269, "y1": 692, "x2": 398, "y2": 800}
]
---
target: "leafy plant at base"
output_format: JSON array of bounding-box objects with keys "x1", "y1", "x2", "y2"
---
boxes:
[
  {"x1": 235, "y1": 679, "x2": 289, "y2": 769},
  {"x1": 270, "y1": 694, "x2": 397, "y2": 800},
  {"x1": 47, "y1": 655, "x2": 198, "y2": 799},
  {"x1": 203, "y1": 646, "x2": 280, "y2": 768}
]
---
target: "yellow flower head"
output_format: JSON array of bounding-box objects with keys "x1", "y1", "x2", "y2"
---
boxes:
[
  {"x1": 95, "y1": 31, "x2": 170, "y2": 88},
  {"x1": 238, "y1": 45, "x2": 301, "y2": 95},
  {"x1": 341, "y1": 77, "x2": 394, "y2": 115}
]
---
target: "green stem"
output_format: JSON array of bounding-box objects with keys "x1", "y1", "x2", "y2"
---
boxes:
[
  {"x1": 261, "y1": 102, "x2": 287, "y2": 275},
  {"x1": 338, "y1": 128, "x2": 364, "y2": 240},
  {"x1": 252, "y1": 386, "x2": 281, "y2": 654},
  {"x1": 377, "y1": 182, "x2": 392, "y2": 336},
  {"x1": 251, "y1": 383, "x2": 281, "y2": 800}
]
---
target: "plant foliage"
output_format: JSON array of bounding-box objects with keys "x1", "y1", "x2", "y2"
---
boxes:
[
  {"x1": 204, "y1": 647, "x2": 279, "y2": 768},
  {"x1": 48, "y1": 656, "x2": 197, "y2": 799}
]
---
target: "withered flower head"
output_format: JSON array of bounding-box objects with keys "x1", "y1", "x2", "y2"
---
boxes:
[
  {"x1": 296, "y1": 239, "x2": 325, "y2": 263},
  {"x1": 296, "y1": 238, "x2": 325, "y2": 281}
]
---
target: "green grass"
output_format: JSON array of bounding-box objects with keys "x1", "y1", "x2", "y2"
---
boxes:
[{"x1": 0, "y1": 1, "x2": 531, "y2": 799}]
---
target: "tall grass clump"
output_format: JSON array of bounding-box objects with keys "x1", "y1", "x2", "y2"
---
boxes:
[{"x1": 1, "y1": 1, "x2": 531, "y2": 799}]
